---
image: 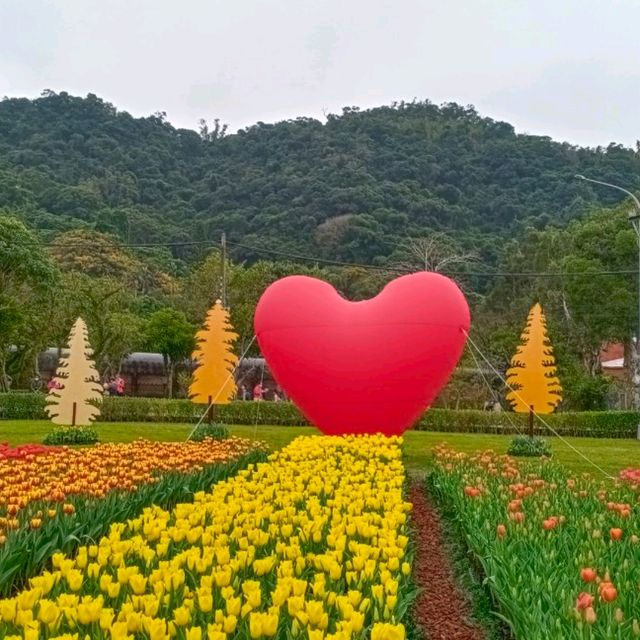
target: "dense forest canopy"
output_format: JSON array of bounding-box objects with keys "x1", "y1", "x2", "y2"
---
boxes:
[
  {"x1": 1, "y1": 91, "x2": 639, "y2": 410},
  {"x1": 1, "y1": 91, "x2": 640, "y2": 266}
]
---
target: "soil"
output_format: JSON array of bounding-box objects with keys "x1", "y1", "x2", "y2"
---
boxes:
[{"x1": 409, "y1": 481, "x2": 486, "y2": 640}]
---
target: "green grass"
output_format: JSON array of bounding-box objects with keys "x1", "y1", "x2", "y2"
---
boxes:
[{"x1": 1, "y1": 420, "x2": 638, "y2": 477}]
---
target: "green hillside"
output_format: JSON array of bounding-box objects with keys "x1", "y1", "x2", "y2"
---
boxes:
[{"x1": 1, "y1": 91, "x2": 639, "y2": 264}]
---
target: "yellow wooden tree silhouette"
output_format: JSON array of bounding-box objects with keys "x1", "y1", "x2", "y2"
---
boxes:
[
  {"x1": 46, "y1": 317, "x2": 103, "y2": 425},
  {"x1": 189, "y1": 300, "x2": 238, "y2": 404},
  {"x1": 506, "y1": 303, "x2": 562, "y2": 414}
]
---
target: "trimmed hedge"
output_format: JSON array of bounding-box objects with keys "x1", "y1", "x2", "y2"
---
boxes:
[
  {"x1": 414, "y1": 409, "x2": 639, "y2": 438},
  {"x1": 0, "y1": 394, "x2": 309, "y2": 425},
  {"x1": 0, "y1": 392, "x2": 638, "y2": 438},
  {"x1": 0, "y1": 392, "x2": 46, "y2": 419}
]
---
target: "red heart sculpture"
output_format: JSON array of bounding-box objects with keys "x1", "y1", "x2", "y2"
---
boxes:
[{"x1": 254, "y1": 272, "x2": 470, "y2": 436}]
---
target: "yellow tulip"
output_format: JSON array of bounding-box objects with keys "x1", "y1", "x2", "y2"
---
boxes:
[
  {"x1": 371, "y1": 622, "x2": 406, "y2": 640},
  {"x1": 223, "y1": 614, "x2": 237, "y2": 633},
  {"x1": 350, "y1": 611, "x2": 365, "y2": 633},
  {"x1": 306, "y1": 601, "x2": 328, "y2": 630},
  {"x1": 36, "y1": 599, "x2": 57, "y2": 626},
  {"x1": 66, "y1": 571, "x2": 83, "y2": 592},
  {"x1": 23, "y1": 624, "x2": 40, "y2": 640},
  {"x1": 249, "y1": 612, "x2": 263, "y2": 639},
  {"x1": 145, "y1": 617, "x2": 168, "y2": 640},
  {"x1": 108, "y1": 582, "x2": 121, "y2": 599},
  {"x1": 173, "y1": 606, "x2": 191, "y2": 626},
  {"x1": 99, "y1": 608, "x2": 115, "y2": 631},
  {"x1": 77, "y1": 597, "x2": 102, "y2": 625},
  {"x1": 198, "y1": 593, "x2": 213, "y2": 613},
  {"x1": 226, "y1": 597, "x2": 241, "y2": 617},
  {"x1": 207, "y1": 627, "x2": 226, "y2": 640},
  {"x1": 110, "y1": 621, "x2": 133, "y2": 640}
]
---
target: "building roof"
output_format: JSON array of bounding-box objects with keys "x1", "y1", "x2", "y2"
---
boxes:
[{"x1": 600, "y1": 342, "x2": 626, "y2": 369}]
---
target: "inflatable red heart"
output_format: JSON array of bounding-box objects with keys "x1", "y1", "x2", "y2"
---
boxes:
[{"x1": 254, "y1": 272, "x2": 470, "y2": 436}]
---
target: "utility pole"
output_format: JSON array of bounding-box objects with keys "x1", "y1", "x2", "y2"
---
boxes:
[
  {"x1": 575, "y1": 175, "x2": 640, "y2": 437},
  {"x1": 221, "y1": 232, "x2": 227, "y2": 308}
]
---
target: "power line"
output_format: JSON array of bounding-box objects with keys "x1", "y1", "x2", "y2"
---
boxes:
[
  {"x1": 10, "y1": 234, "x2": 640, "y2": 279},
  {"x1": 227, "y1": 241, "x2": 638, "y2": 278},
  {"x1": 225, "y1": 240, "x2": 405, "y2": 272},
  {"x1": 226, "y1": 241, "x2": 640, "y2": 278}
]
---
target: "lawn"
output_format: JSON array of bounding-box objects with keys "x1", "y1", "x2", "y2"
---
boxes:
[{"x1": 1, "y1": 420, "x2": 639, "y2": 477}]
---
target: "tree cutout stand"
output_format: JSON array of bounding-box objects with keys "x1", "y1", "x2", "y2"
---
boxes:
[
  {"x1": 46, "y1": 317, "x2": 103, "y2": 426},
  {"x1": 189, "y1": 300, "x2": 239, "y2": 410},
  {"x1": 506, "y1": 303, "x2": 562, "y2": 418}
]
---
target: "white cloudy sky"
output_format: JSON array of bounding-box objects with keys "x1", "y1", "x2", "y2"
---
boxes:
[{"x1": 1, "y1": 0, "x2": 638, "y2": 147}]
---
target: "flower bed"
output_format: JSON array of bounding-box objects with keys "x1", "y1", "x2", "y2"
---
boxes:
[
  {"x1": 430, "y1": 444, "x2": 640, "y2": 638},
  {"x1": 0, "y1": 438, "x2": 259, "y2": 523},
  {"x1": 0, "y1": 442, "x2": 56, "y2": 459},
  {"x1": 0, "y1": 435, "x2": 415, "y2": 639},
  {"x1": 0, "y1": 438, "x2": 265, "y2": 595}
]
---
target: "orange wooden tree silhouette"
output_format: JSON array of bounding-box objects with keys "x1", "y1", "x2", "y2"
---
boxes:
[
  {"x1": 46, "y1": 317, "x2": 103, "y2": 425},
  {"x1": 506, "y1": 303, "x2": 562, "y2": 414},
  {"x1": 189, "y1": 300, "x2": 238, "y2": 404}
]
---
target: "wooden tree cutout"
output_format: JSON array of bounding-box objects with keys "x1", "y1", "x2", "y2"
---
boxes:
[
  {"x1": 189, "y1": 300, "x2": 238, "y2": 404},
  {"x1": 46, "y1": 317, "x2": 103, "y2": 425},
  {"x1": 506, "y1": 303, "x2": 562, "y2": 414}
]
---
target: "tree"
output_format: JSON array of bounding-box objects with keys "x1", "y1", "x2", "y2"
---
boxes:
[
  {"x1": 48, "y1": 229, "x2": 174, "y2": 295},
  {"x1": 45, "y1": 272, "x2": 140, "y2": 374},
  {"x1": 177, "y1": 252, "x2": 225, "y2": 324},
  {"x1": 227, "y1": 260, "x2": 326, "y2": 355},
  {"x1": 99, "y1": 311, "x2": 146, "y2": 376},
  {"x1": 46, "y1": 317, "x2": 102, "y2": 425},
  {"x1": 2, "y1": 92, "x2": 639, "y2": 269},
  {"x1": 145, "y1": 309, "x2": 195, "y2": 398},
  {"x1": 0, "y1": 216, "x2": 56, "y2": 389},
  {"x1": 393, "y1": 233, "x2": 478, "y2": 273},
  {"x1": 506, "y1": 303, "x2": 562, "y2": 414},
  {"x1": 198, "y1": 118, "x2": 228, "y2": 141},
  {"x1": 189, "y1": 300, "x2": 238, "y2": 404}
]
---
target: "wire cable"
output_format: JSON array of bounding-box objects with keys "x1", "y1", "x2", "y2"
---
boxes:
[
  {"x1": 21, "y1": 235, "x2": 638, "y2": 279},
  {"x1": 463, "y1": 330, "x2": 615, "y2": 479},
  {"x1": 253, "y1": 357, "x2": 267, "y2": 440},
  {"x1": 464, "y1": 342, "x2": 525, "y2": 436},
  {"x1": 185, "y1": 334, "x2": 257, "y2": 441}
]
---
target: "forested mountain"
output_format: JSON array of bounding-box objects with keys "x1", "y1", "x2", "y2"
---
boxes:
[{"x1": 1, "y1": 91, "x2": 639, "y2": 265}]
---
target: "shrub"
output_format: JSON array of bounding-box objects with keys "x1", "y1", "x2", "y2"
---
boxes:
[
  {"x1": 0, "y1": 392, "x2": 639, "y2": 438},
  {"x1": 189, "y1": 423, "x2": 230, "y2": 441},
  {"x1": 415, "y1": 409, "x2": 638, "y2": 438},
  {"x1": 0, "y1": 392, "x2": 46, "y2": 419},
  {"x1": 507, "y1": 435, "x2": 552, "y2": 457},
  {"x1": 98, "y1": 397, "x2": 309, "y2": 426},
  {"x1": 43, "y1": 425, "x2": 99, "y2": 445}
]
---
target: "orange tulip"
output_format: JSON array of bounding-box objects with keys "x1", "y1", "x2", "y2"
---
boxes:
[
  {"x1": 610, "y1": 528, "x2": 623, "y2": 541},
  {"x1": 600, "y1": 583, "x2": 617, "y2": 603}
]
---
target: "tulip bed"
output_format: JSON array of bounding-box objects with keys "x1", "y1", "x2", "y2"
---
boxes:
[
  {"x1": 0, "y1": 438, "x2": 265, "y2": 595},
  {"x1": 0, "y1": 435, "x2": 415, "y2": 640},
  {"x1": 0, "y1": 439, "x2": 260, "y2": 520},
  {"x1": 430, "y1": 444, "x2": 640, "y2": 639}
]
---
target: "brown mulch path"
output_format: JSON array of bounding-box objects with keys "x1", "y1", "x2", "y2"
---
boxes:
[{"x1": 409, "y1": 481, "x2": 486, "y2": 640}]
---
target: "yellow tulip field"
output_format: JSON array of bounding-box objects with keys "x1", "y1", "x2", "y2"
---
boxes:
[{"x1": 0, "y1": 435, "x2": 415, "y2": 640}]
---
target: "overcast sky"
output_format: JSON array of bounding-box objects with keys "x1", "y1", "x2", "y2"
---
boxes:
[{"x1": 1, "y1": 0, "x2": 638, "y2": 148}]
